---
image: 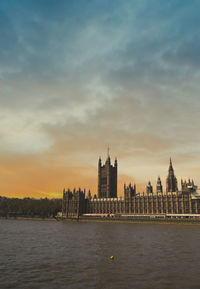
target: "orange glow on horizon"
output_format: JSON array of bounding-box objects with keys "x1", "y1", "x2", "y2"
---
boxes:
[
  {"x1": 0, "y1": 153, "x2": 147, "y2": 199},
  {"x1": 0, "y1": 151, "x2": 199, "y2": 199}
]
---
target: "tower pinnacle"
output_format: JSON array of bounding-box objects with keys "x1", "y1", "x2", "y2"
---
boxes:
[
  {"x1": 166, "y1": 158, "x2": 178, "y2": 192},
  {"x1": 169, "y1": 158, "x2": 173, "y2": 171},
  {"x1": 107, "y1": 145, "x2": 110, "y2": 158}
]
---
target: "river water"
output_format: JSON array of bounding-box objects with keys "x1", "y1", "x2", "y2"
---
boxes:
[{"x1": 0, "y1": 219, "x2": 200, "y2": 289}]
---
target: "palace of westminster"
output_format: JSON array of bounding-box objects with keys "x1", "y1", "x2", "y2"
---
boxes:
[{"x1": 62, "y1": 151, "x2": 200, "y2": 217}]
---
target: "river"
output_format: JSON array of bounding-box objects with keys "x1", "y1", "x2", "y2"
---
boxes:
[{"x1": 0, "y1": 219, "x2": 200, "y2": 289}]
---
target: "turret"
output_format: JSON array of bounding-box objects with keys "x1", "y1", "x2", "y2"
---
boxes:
[
  {"x1": 124, "y1": 183, "x2": 136, "y2": 213},
  {"x1": 156, "y1": 176, "x2": 163, "y2": 194},
  {"x1": 146, "y1": 181, "x2": 153, "y2": 194},
  {"x1": 115, "y1": 158, "x2": 117, "y2": 167},
  {"x1": 87, "y1": 190, "x2": 92, "y2": 200},
  {"x1": 166, "y1": 158, "x2": 178, "y2": 192},
  {"x1": 98, "y1": 157, "x2": 102, "y2": 198}
]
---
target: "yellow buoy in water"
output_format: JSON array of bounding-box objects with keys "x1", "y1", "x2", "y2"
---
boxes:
[{"x1": 110, "y1": 256, "x2": 114, "y2": 260}]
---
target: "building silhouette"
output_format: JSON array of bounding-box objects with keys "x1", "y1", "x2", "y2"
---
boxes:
[
  {"x1": 156, "y1": 176, "x2": 163, "y2": 193},
  {"x1": 62, "y1": 153, "x2": 200, "y2": 218},
  {"x1": 98, "y1": 152, "x2": 117, "y2": 198},
  {"x1": 166, "y1": 158, "x2": 178, "y2": 192},
  {"x1": 146, "y1": 181, "x2": 153, "y2": 194}
]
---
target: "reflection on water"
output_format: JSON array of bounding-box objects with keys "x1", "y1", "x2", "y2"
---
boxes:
[{"x1": 0, "y1": 219, "x2": 200, "y2": 289}]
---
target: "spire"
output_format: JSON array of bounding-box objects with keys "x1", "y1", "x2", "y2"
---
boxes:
[
  {"x1": 166, "y1": 158, "x2": 178, "y2": 192},
  {"x1": 107, "y1": 145, "x2": 110, "y2": 158},
  {"x1": 157, "y1": 176, "x2": 161, "y2": 184},
  {"x1": 146, "y1": 181, "x2": 153, "y2": 194},
  {"x1": 169, "y1": 158, "x2": 173, "y2": 171},
  {"x1": 157, "y1": 176, "x2": 163, "y2": 193},
  {"x1": 106, "y1": 145, "x2": 111, "y2": 163}
]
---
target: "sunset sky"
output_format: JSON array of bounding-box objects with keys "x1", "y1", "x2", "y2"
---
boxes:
[{"x1": 1, "y1": 0, "x2": 200, "y2": 198}]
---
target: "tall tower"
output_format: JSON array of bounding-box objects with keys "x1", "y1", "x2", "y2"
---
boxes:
[
  {"x1": 166, "y1": 158, "x2": 178, "y2": 192},
  {"x1": 98, "y1": 149, "x2": 117, "y2": 198},
  {"x1": 146, "y1": 181, "x2": 153, "y2": 194},
  {"x1": 156, "y1": 176, "x2": 163, "y2": 193}
]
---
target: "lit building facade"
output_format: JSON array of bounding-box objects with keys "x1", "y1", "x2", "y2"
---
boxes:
[{"x1": 62, "y1": 156, "x2": 200, "y2": 218}]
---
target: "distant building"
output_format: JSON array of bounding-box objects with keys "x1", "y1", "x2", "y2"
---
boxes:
[
  {"x1": 62, "y1": 153, "x2": 200, "y2": 218},
  {"x1": 146, "y1": 181, "x2": 153, "y2": 194},
  {"x1": 62, "y1": 188, "x2": 86, "y2": 218},
  {"x1": 166, "y1": 158, "x2": 178, "y2": 192},
  {"x1": 181, "y1": 179, "x2": 197, "y2": 193},
  {"x1": 98, "y1": 153, "x2": 117, "y2": 198},
  {"x1": 156, "y1": 176, "x2": 163, "y2": 194},
  {"x1": 124, "y1": 183, "x2": 136, "y2": 214}
]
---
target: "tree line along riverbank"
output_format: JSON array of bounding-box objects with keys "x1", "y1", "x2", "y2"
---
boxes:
[{"x1": 0, "y1": 196, "x2": 62, "y2": 218}]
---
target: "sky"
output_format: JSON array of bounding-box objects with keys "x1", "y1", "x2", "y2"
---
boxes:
[{"x1": 1, "y1": 0, "x2": 200, "y2": 198}]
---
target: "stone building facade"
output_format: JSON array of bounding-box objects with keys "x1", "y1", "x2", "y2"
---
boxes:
[
  {"x1": 62, "y1": 157, "x2": 200, "y2": 218},
  {"x1": 62, "y1": 188, "x2": 87, "y2": 218},
  {"x1": 98, "y1": 154, "x2": 117, "y2": 198}
]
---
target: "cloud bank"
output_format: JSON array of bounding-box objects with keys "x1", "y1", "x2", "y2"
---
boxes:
[{"x1": 0, "y1": 0, "x2": 200, "y2": 197}]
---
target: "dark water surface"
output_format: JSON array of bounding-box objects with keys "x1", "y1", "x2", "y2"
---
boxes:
[{"x1": 1, "y1": 220, "x2": 200, "y2": 289}]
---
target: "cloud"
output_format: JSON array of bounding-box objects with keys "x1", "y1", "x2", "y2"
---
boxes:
[{"x1": 0, "y1": 0, "x2": 200, "y2": 197}]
